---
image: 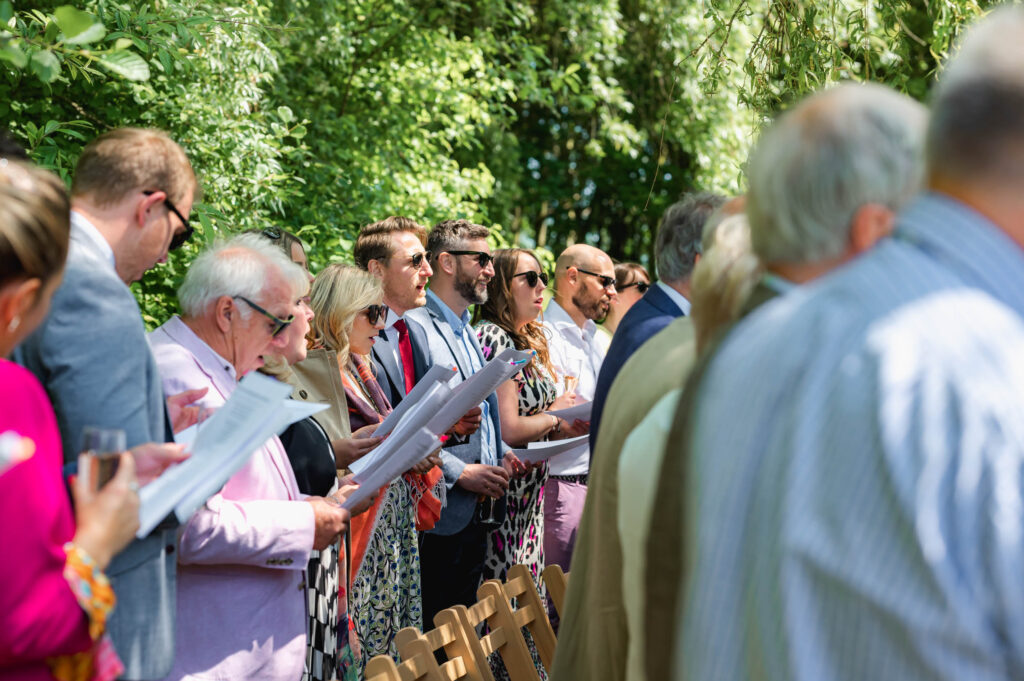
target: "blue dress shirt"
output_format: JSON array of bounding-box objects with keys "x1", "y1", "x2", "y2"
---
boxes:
[
  {"x1": 680, "y1": 193, "x2": 1024, "y2": 681},
  {"x1": 428, "y1": 290, "x2": 498, "y2": 466}
]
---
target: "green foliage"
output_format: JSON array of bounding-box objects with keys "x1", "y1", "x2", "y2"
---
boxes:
[{"x1": 1, "y1": 0, "x2": 994, "y2": 326}]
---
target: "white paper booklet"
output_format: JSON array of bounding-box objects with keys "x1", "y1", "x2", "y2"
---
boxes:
[
  {"x1": 137, "y1": 372, "x2": 327, "y2": 538},
  {"x1": 372, "y1": 364, "x2": 457, "y2": 439},
  {"x1": 511, "y1": 434, "x2": 589, "y2": 465},
  {"x1": 545, "y1": 400, "x2": 592, "y2": 423},
  {"x1": 342, "y1": 427, "x2": 441, "y2": 511}
]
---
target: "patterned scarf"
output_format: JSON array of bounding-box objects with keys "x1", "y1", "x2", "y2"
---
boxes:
[{"x1": 342, "y1": 355, "x2": 445, "y2": 577}]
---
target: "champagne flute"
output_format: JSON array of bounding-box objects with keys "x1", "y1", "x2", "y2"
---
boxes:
[{"x1": 80, "y1": 427, "x2": 126, "y2": 489}]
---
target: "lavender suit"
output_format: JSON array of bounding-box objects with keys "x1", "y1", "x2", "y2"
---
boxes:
[{"x1": 149, "y1": 316, "x2": 316, "y2": 681}]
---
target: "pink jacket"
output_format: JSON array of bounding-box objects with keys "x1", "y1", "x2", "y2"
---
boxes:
[
  {"x1": 0, "y1": 360, "x2": 92, "y2": 681},
  {"x1": 148, "y1": 317, "x2": 315, "y2": 681}
]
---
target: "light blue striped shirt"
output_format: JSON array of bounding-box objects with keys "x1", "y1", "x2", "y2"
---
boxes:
[{"x1": 682, "y1": 193, "x2": 1024, "y2": 681}]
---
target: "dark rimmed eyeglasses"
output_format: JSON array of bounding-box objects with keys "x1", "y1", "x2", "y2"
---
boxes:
[
  {"x1": 142, "y1": 190, "x2": 193, "y2": 250},
  {"x1": 618, "y1": 280, "x2": 650, "y2": 294},
  {"x1": 576, "y1": 268, "x2": 616, "y2": 289},
  {"x1": 512, "y1": 270, "x2": 549, "y2": 288},
  {"x1": 442, "y1": 250, "x2": 493, "y2": 268},
  {"x1": 233, "y1": 295, "x2": 295, "y2": 337},
  {"x1": 362, "y1": 304, "x2": 389, "y2": 325},
  {"x1": 262, "y1": 227, "x2": 282, "y2": 240}
]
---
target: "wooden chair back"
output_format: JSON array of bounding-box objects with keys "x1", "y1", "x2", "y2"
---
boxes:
[
  {"x1": 542, "y1": 564, "x2": 569, "y2": 618},
  {"x1": 501, "y1": 564, "x2": 557, "y2": 671},
  {"x1": 460, "y1": 584, "x2": 541, "y2": 681}
]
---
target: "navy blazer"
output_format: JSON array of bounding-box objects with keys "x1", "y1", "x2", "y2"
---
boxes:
[
  {"x1": 406, "y1": 295, "x2": 506, "y2": 535},
  {"x1": 589, "y1": 284, "x2": 686, "y2": 450},
  {"x1": 371, "y1": 315, "x2": 431, "y2": 407}
]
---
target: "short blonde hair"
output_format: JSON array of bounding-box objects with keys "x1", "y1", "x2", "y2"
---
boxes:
[
  {"x1": 0, "y1": 160, "x2": 70, "y2": 288},
  {"x1": 308, "y1": 264, "x2": 384, "y2": 365},
  {"x1": 690, "y1": 214, "x2": 762, "y2": 353},
  {"x1": 72, "y1": 127, "x2": 198, "y2": 207}
]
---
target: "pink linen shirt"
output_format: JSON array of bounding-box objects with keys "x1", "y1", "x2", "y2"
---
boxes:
[{"x1": 148, "y1": 316, "x2": 315, "y2": 681}]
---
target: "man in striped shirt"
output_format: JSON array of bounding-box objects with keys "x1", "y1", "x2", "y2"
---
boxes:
[{"x1": 676, "y1": 7, "x2": 1024, "y2": 680}]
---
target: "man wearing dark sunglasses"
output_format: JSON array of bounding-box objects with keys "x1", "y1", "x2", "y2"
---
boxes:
[
  {"x1": 407, "y1": 218, "x2": 511, "y2": 623},
  {"x1": 13, "y1": 127, "x2": 202, "y2": 681},
  {"x1": 539, "y1": 243, "x2": 616, "y2": 573},
  {"x1": 354, "y1": 216, "x2": 434, "y2": 408}
]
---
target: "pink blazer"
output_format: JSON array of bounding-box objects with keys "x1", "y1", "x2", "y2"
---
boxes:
[
  {"x1": 0, "y1": 360, "x2": 92, "y2": 681},
  {"x1": 148, "y1": 317, "x2": 315, "y2": 681}
]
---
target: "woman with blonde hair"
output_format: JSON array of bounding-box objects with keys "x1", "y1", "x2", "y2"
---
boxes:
[{"x1": 308, "y1": 263, "x2": 442, "y2": 669}]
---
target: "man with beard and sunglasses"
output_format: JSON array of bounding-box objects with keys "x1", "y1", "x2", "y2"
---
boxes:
[
  {"x1": 406, "y1": 219, "x2": 512, "y2": 622},
  {"x1": 540, "y1": 243, "x2": 615, "y2": 574},
  {"x1": 13, "y1": 128, "x2": 204, "y2": 680}
]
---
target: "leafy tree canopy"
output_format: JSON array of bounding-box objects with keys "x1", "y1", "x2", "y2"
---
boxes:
[{"x1": 1, "y1": 0, "x2": 990, "y2": 325}]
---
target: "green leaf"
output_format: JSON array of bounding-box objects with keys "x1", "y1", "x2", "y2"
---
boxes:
[
  {"x1": 563, "y1": 63, "x2": 581, "y2": 76},
  {"x1": 113, "y1": 37, "x2": 132, "y2": 51},
  {"x1": 0, "y1": 41, "x2": 26, "y2": 68},
  {"x1": 29, "y1": 50, "x2": 60, "y2": 83},
  {"x1": 98, "y1": 50, "x2": 149, "y2": 80},
  {"x1": 54, "y1": 6, "x2": 106, "y2": 45},
  {"x1": 276, "y1": 105, "x2": 294, "y2": 124},
  {"x1": 0, "y1": 2, "x2": 12, "y2": 24}
]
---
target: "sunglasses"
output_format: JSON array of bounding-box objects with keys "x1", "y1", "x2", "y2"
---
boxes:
[
  {"x1": 512, "y1": 270, "x2": 549, "y2": 288},
  {"x1": 407, "y1": 252, "x2": 427, "y2": 268},
  {"x1": 143, "y1": 190, "x2": 193, "y2": 250},
  {"x1": 262, "y1": 227, "x2": 282, "y2": 240},
  {"x1": 362, "y1": 304, "x2": 389, "y2": 325},
  {"x1": 443, "y1": 250, "x2": 493, "y2": 268},
  {"x1": 618, "y1": 280, "x2": 650, "y2": 294},
  {"x1": 576, "y1": 268, "x2": 616, "y2": 289},
  {"x1": 233, "y1": 295, "x2": 295, "y2": 337}
]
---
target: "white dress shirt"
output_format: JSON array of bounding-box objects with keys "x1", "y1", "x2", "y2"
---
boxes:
[
  {"x1": 70, "y1": 210, "x2": 116, "y2": 270},
  {"x1": 542, "y1": 299, "x2": 607, "y2": 475},
  {"x1": 380, "y1": 306, "x2": 408, "y2": 378}
]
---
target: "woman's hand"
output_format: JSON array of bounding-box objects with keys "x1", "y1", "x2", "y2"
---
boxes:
[
  {"x1": 334, "y1": 474, "x2": 376, "y2": 516},
  {"x1": 501, "y1": 450, "x2": 529, "y2": 477},
  {"x1": 71, "y1": 452, "x2": 140, "y2": 570},
  {"x1": 551, "y1": 418, "x2": 590, "y2": 440},
  {"x1": 408, "y1": 449, "x2": 442, "y2": 475},
  {"x1": 332, "y1": 431, "x2": 384, "y2": 469},
  {"x1": 548, "y1": 390, "x2": 578, "y2": 411}
]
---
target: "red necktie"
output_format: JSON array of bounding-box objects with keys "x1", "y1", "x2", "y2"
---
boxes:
[{"x1": 393, "y1": 318, "x2": 416, "y2": 395}]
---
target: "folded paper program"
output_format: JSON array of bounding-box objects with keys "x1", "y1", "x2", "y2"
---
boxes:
[{"x1": 137, "y1": 372, "x2": 328, "y2": 537}]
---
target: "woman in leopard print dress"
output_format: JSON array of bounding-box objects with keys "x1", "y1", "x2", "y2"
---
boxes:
[{"x1": 475, "y1": 249, "x2": 589, "y2": 677}]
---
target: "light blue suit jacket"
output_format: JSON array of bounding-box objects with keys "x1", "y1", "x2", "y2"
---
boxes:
[
  {"x1": 406, "y1": 294, "x2": 505, "y2": 535},
  {"x1": 13, "y1": 219, "x2": 177, "y2": 680}
]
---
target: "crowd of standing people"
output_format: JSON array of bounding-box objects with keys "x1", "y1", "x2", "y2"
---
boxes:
[{"x1": 7, "y1": 5, "x2": 1024, "y2": 681}]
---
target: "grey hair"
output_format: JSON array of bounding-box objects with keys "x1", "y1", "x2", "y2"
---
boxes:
[
  {"x1": 655, "y1": 191, "x2": 726, "y2": 283},
  {"x1": 927, "y1": 5, "x2": 1024, "y2": 184},
  {"x1": 178, "y1": 232, "x2": 308, "y2": 317},
  {"x1": 747, "y1": 82, "x2": 926, "y2": 264}
]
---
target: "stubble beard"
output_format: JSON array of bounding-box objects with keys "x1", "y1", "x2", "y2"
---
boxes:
[
  {"x1": 572, "y1": 289, "x2": 606, "y2": 321},
  {"x1": 455, "y1": 266, "x2": 489, "y2": 306}
]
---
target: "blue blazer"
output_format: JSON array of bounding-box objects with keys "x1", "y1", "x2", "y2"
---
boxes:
[
  {"x1": 371, "y1": 315, "x2": 431, "y2": 407},
  {"x1": 589, "y1": 284, "x2": 685, "y2": 450},
  {"x1": 406, "y1": 295, "x2": 505, "y2": 535}
]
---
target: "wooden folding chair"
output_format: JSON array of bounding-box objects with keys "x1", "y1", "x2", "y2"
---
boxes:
[
  {"x1": 499, "y1": 564, "x2": 557, "y2": 671},
  {"x1": 453, "y1": 584, "x2": 540, "y2": 681},
  {"x1": 365, "y1": 653, "x2": 403, "y2": 681},
  {"x1": 542, "y1": 564, "x2": 569, "y2": 618}
]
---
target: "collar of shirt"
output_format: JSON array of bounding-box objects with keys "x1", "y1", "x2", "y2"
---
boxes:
[
  {"x1": 760, "y1": 272, "x2": 797, "y2": 296},
  {"x1": 164, "y1": 315, "x2": 238, "y2": 386},
  {"x1": 383, "y1": 307, "x2": 404, "y2": 333},
  {"x1": 896, "y1": 192, "x2": 1024, "y2": 316},
  {"x1": 70, "y1": 211, "x2": 116, "y2": 270},
  {"x1": 656, "y1": 280, "x2": 692, "y2": 316},
  {"x1": 544, "y1": 298, "x2": 598, "y2": 342},
  {"x1": 427, "y1": 289, "x2": 472, "y2": 337}
]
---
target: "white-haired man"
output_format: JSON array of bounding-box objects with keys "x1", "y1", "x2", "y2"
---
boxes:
[
  {"x1": 149, "y1": 234, "x2": 350, "y2": 681},
  {"x1": 643, "y1": 12, "x2": 1024, "y2": 680}
]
